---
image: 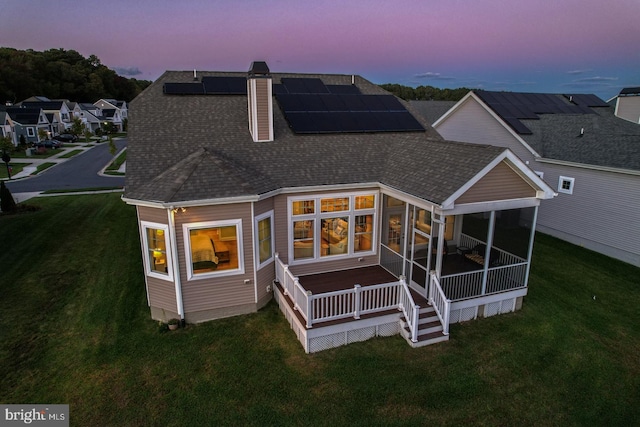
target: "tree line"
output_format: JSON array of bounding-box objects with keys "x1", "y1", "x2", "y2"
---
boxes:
[
  {"x1": 0, "y1": 47, "x2": 151, "y2": 104},
  {"x1": 379, "y1": 83, "x2": 470, "y2": 101}
]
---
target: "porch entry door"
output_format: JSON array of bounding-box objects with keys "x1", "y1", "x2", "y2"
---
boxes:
[{"x1": 383, "y1": 211, "x2": 405, "y2": 254}]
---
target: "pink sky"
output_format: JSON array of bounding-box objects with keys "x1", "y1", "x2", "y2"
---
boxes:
[{"x1": 2, "y1": 0, "x2": 638, "y2": 99}]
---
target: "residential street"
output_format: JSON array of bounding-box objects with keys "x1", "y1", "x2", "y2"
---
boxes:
[{"x1": 4, "y1": 138, "x2": 126, "y2": 201}]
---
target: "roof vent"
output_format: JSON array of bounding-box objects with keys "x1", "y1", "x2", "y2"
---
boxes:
[{"x1": 193, "y1": 69, "x2": 198, "y2": 81}]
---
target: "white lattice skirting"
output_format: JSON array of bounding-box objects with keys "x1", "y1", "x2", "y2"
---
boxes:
[{"x1": 274, "y1": 286, "x2": 401, "y2": 353}]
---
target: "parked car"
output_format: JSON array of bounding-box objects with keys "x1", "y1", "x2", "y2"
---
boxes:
[
  {"x1": 53, "y1": 133, "x2": 78, "y2": 142},
  {"x1": 35, "y1": 140, "x2": 62, "y2": 149}
]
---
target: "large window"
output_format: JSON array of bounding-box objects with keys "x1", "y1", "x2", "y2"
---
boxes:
[
  {"x1": 255, "y1": 211, "x2": 274, "y2": 269},
  {"x1": 141, "y1": 221, "x2": 173, "y2": 281},
  {"x1": 183, "y1": 220, "x2": 244, "y2": 279},
  {"x1": 289, "y1": 192, "x2": 377, "y2": 263}
]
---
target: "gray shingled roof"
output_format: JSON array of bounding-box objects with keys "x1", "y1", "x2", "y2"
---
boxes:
[
  {"x1": 520, "y1": 107, "x2": 640, "y2": 170},
  {"x1": 409, "y1": 100, "x2": 457, "y2": 125},
  {"x1": 125, "y1": 70, "x2": 505, "y2": 205}
]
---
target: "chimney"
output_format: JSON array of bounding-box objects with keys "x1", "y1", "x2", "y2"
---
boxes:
[{"x1": 247, "y1": 61, "x2": 273, "y2": 142}]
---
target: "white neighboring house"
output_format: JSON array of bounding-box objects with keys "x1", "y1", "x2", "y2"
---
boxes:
[
  {"x1": 612, "y1": 87, "x2": 640, "y2": 124},
  {"x1": 71, "y1": 103, "x2": 102, "y2": 133},
  {"x1": 432, "y1": 90, "x2": 640, "y2": 267},
  {"x1": 94, "y1": 99, "x2": 127, "y2": 131}
]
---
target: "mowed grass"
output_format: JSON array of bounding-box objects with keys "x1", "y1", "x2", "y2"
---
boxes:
[{"x1": 1, "y1": 194, "x2": 639, "y2": 426}]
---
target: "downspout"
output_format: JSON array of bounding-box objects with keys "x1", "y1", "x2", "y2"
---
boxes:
[
  {"x1": 167, "y1": 208, "x2": 185, "y2": 322},
  {"x1": 524, "y1": 205, "x2": 539, "y2": 287}
]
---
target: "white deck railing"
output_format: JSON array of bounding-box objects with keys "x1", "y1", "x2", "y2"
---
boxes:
[
  {"x1": 274, "y1": 253, "x2": 419, "y2": 333},
  {"x1": 441, "y1": 234, "x2": 528, "y2": 301},
  {"x1": 429, "y1": 272, "x2": 450, "y2": 335}
]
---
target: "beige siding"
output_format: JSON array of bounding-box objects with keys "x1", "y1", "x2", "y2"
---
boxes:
[
  {"x1": 255, "y1": 79, "x2": 271, "y2": 141},
  {"x1": 175, "y1": 203, "x2": 256, "y2": 313},
  {"x1": 138, "y1": 205, "x2": 168, "y2": 223},
  {"x1": 254, "y1": 198, "x2": 275, "y2": 305},
  {"x1": 137, "y1": 206, "x2": 177, "y2": 312},
  {"x1": 456, "y1": 161, "x2": 536, "y2": 204},
  {"x1": 147, "y1": 277, "x2": 178, "y2": 312},
  {"x1": 436, "y1": 97, "x2": 535, "y2": 162},
  {"x1": 616, "y1": 97, "x2": 640, "y2": 123}
]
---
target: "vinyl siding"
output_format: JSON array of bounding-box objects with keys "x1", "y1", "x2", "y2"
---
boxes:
[
  {"x1": 436, "y1": 97, "x2": 535, "y2": 162},
  {"x1": 615, "y1": 97, "x2": 640, "y2": 124},
  {"x1": 456, "y1": 161, "x2": 536, "y2": 204},
  {"x1": 255, "y1": 79, "x2": 271, "y2": 141},
  {"x1": 175, "y1": 203, "x2": 256, "y2": 313},
  {"x1": 254, "y1": 198, "x2": 275, "y2": 305},
  {"x1": 137, "y1": 206, "x2": 178, "y2": 312},
  {"x1": 534, "y1": 163, "x2": 640, "y2": 266}
]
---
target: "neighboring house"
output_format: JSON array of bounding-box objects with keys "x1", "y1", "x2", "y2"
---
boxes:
[
  {"x1": 0, "y1": 110, "x2": 11, "y2": 140},
  {"x1": 94, "y1": 98, "x2": 127, "y2": 130},
  {"x1": 5, "y1": 107, "x2": 50, "y2": 145},
  {"x1": 19, "y1": 99, "x2": 72, "y2": 134},
  {"x1": 613, "y1": 87, "x2": 640, "y2": 124},
  {"x1": 72, "y1": 103, "x2": 102, "y2": 133},
  {"x1": 433, "y1": 90, "x2": 640, "y2": 267},
  {"x1": 123, "y1": 62, "x2": 554, "y2": 353}
]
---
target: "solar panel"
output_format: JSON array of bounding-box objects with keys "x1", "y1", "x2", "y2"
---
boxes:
[
  {"x1": 319, "y1": 94, "x2": 348, "y2": 111},
  {"x1": 163, "y1": 82, "x2": 204, "y2": 95},
  {"x1": 564, "y1": 94, "x2": 609, "y2": 107},
  {"x1": 327, "y1": 85, "x2": 361, "y2": 95},
  {"x1": 201, "y1": 77, "x2": 247, "y2": 94},
  {"x1": 280, "y1": 78, "x2": 329, "y2": 94},
  {"x1": 362, "y1": 95, "x2": 387, "y2": 111},
  {"x1": 340, "y1": 95, "x2": 368, "y2": 111},
  {"x1": 275, "y1": 94, "x2": 306, "y2": 112},
  {"x1": 272, "y1": 84, "x2": 288, "y2": 95}
]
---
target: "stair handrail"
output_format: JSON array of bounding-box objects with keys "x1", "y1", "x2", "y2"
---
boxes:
[
  {"x1": 429, "y1": 272, "x2": 450, "y2": 335},
  {"x1": 399, "y1": 276, "x2": 420, "y2": 343}
]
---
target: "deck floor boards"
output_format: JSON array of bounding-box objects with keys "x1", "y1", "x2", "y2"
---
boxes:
[{"x1": 298, "y1": 265, "x2": 398, "y2": 294}]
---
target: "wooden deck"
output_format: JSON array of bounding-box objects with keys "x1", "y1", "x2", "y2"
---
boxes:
[
  {"x1": 298, "y1": 265, "x2": 398, "y2": 294},
  {"x1": 298, "y1": 265, "x2": 428, "y2": 306}
]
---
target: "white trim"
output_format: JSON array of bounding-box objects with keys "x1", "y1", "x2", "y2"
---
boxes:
[
  {"x1": 441, "y1": 150, "x2": 556, "y2": 209},
  {"x1": 536, "y1": 157, "x2": 640, "y2": 176},
  {"x1": 557, "y1": 176, "x2": 575, "y2": 195},
  {"x1": 140, "y1": 220, "x2": 174, "y2": 282},
  {"x1": 182, "y1": 219, "x2": 245, "y2": 280},
  {"x1": 26, "y1": 127, "x2": 35, "y2": 137},
  {"x1": 254, "y1": 210, "x2": 275, "y2": 270}
]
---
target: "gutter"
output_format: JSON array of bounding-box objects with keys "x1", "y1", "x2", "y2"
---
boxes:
[{"x1": 535, "y1": 157, "x2": 640, "y2": 176}]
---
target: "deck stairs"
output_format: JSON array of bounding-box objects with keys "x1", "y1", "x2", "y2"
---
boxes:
[{"x1": 400, "y1": 304, "x2": 449, "y2": 348}]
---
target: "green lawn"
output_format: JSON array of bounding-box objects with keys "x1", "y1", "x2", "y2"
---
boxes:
[{"x1": 1, "y1": 194, "x2": 638, "y2": 426}]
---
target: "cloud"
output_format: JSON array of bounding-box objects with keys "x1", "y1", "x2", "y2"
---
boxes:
[
  {"x1": 572, "y1": 76, "x2": 618, "y2": 83},
  {"x1": 566, "y1": 69, "x2": 591, "y2": 75},
  {"x1": 414, "y1": 72, "x2": 456, "y2": 81},
  {"x1": 113, "y1": 67, "x2": 143, "y2": 76}
]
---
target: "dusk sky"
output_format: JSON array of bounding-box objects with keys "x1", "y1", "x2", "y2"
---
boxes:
[{"x1": 2, "y1": 0, "x2": 638, "y2": 100}]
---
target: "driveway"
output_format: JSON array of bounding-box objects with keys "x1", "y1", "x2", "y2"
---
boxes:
[{"x1": 4, "y1": 138, "x2": 127, "y2": 202}]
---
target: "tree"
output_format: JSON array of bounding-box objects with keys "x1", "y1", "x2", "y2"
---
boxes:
[
  {"x1": 71, "y1": 117, "x2": 84, "y2": 137},
  {"x1": 0, "y1": 180, "x2": 16, "y2": 213},
  {"x1": 38, "y1": 128, "x2": 48, "y2": 142}
]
